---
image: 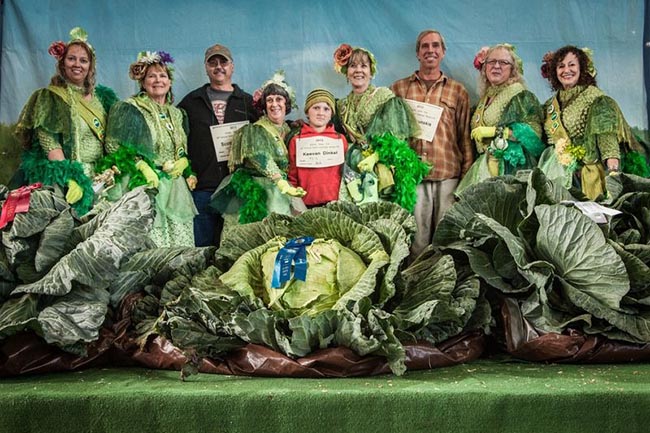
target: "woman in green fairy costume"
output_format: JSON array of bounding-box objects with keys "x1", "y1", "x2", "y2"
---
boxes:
[
  {"x1": 333, "y1": 44, "x2": 429, "y2": 212},
  {"x1": 210, "y1": 71, "x2": 307, "y2": 227},
  {"x1": 457, "y1": 43, "x2": 544, "y2": 195},
  {"x1": 100, "y1": 51, "x2": 197, "y2": 247},
  {"x1": 14, "y1": 27, "x2": 118, "y2": 215},
  {"x1": 537, "y1": 45, "x2": 649, "y2": 200}
]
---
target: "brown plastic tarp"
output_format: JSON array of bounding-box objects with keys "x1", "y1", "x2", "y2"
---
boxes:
[
  {"x1": 0, "y1": 295, "x2": 486, "y2": 378},
  {"x1": 501, "y1": 297, "x2": 650, "y2": 362}
]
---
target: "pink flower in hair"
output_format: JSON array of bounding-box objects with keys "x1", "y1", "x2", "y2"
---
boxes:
[
  {"x1": 473, "y1": 46, "x2": 490, "y2": 71},
  {"x1": 48, "y1": 41, "x2": 67, "y2": 60}
]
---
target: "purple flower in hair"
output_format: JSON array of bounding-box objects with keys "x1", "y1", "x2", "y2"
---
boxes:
[{"x1": 158, "y1": 51, "x2": 174, "y2": 65}]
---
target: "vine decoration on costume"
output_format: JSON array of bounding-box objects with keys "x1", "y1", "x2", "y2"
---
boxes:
[
  {"x1": 251, "y1": 70, "x2": 297, "y2": 114},
  {"x1": 48, "y1": 27, "x2": 93, "y2": 60},
  {"x1": 129, "y1": 51, "x2": 175, "y2": 81},
  {"x1": 333, "y1": 43, "x2": 377, "y2": 77}
]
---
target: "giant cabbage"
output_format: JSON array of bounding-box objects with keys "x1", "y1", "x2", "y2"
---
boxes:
[
  {"x1": 0, "y1": 186, "x2": 154, "y2": 353},
  {"x1": 434, "y1": 169, "x2": 650, "y2": 344},
  {"x1": 130, "y1": 202, "x2": 491, "y2": 375}
]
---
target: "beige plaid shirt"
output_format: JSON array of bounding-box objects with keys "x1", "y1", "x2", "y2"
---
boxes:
[{"x1": 391, "y1": 72, "x2": 473, "y2": 180}]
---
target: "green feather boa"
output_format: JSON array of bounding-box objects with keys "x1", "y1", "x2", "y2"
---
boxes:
[
  {"x1": 370, "y1": 133, "x2": 431, "y2": 212},
  {"x1": 622, "y1": 150, "x2": 650, "y2": 178},
  {"x1": 95, "y1": 142, "x2": 163, "y2": 190},
  {"x1": 20, "y1": 147, "x2": 94, "y2": 215},
  {"x1": 227, "y1": 169, "x2": 268, "y2": 224},
  {"x1": 95, "y1": 84, "x2": 119, "y2": 114}
]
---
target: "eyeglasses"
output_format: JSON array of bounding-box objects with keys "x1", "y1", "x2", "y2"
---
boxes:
[
  {"x1": 207, "y1": 58, "x2": 231, "y2": 67},
  {"x1": 485, "y1": 59, "x2": 512, "y2": 67}
]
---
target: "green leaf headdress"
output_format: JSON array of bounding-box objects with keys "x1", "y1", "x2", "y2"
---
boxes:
[
  {"x1": 48, "y1": 27, "x2": 94, "y2": 61},
  {"x1": 581, "y1": 47, "x2": 597, "y2": 77}
]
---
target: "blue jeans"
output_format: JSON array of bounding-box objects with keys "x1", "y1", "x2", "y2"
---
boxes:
[{"x1": 192, "y1": 190, "x2": 223, "y2": 247}]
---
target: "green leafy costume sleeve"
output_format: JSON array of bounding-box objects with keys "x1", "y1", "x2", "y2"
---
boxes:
[
  {"x1": 98, "y1": 101, "x2": 158, "y2": 191},
  {"x1": 14, "y1": 88, "x2": 72, "y2": 155},
  {"x1": 104, "y1": 101, "x2": 155, "y2": 158},
  {"x1": 365, "y1": 92, "x2": 420, "y2": 141},
  {"x1": 496, "y1": 90, "x2": 545, "y2": 173},
  {"x1": 500, "y1": 90, "x2": 543, "y2": 139},
  {"x1": 585, "y1": 95, "x2": 622, "y2": 161},
  {"x1": 15, "y1": 88, "x2": 93, "y2": 215},
  {"x1": 228, "y1": 123, "x2": 287, "y2": 179}
]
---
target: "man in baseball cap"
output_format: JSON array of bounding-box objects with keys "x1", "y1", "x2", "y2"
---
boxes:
[
  {"x1": 204, "y1": 44, "x2": 233, "y2": 64},
  {"x1": 178, "y1": 43, "x2": 258, "y2": 247}
]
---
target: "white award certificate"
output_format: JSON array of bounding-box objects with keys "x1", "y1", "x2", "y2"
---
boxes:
[
  {"x1": 210, "y1": 120, "x2": 249, "y2": 162},
  {"x1": 405, "y1": 99, "x2": 444, "y2": 142},
  {"x1": 295, "y1": 136, "x2": 345, "y2": 168}
]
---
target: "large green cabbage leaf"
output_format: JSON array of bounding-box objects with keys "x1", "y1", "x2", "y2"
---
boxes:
[{"x1": 0, "y1": 186, "x2": 154, "y2": 352}]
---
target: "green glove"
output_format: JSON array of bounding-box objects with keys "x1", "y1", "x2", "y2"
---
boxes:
[
  {"x1": 135, "y1": 160, "x2": 159, "y2": 188},
  {"x1": 275, "y1": 179, "x2": 307, "y2": 197},
  {"x1": 164, "y1": 157, "x2": 189, "y2": 178},
  {"x1": 470, "y1": 126, "x2": 497, "y2": 143},
  {"x1": 66, "y1": 179, "x2": 83, "y2": 204},
  {"x1": 357, "y1": 152, "x2": 380, "y2": 172}
]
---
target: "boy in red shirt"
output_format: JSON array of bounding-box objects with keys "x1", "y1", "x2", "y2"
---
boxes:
[{"x1": 288, "y1": 89, "x2": 348, "y2": 207}]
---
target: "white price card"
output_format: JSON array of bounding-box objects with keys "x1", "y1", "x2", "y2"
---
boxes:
[
  {"x1": 210, "y1": 121, "x2": 249, "y2": 162},
  {"x1": 405, "y1": 99, "x2": 444, "y2": 142},
  {"x1": 295, "y1": 136, "x2": 345, "y2": 168}
]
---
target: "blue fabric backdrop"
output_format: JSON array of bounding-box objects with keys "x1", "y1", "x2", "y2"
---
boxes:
[{"x1": 0, "y1": 0, "x2": 647, "y2": 130}]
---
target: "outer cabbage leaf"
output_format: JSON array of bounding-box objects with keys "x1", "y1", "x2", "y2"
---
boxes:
[
  {"x1": 38, "y1": 285, "x2": 109, "y2": 349},
  {"x1": 0, "y1": 293, "x2": 39, "y2": 338},
  {"x1": 434, "y1": 176, "x2": 527, "y2": 247},
  {"x1": 366, "y1": 218, "x2": 411, "y2": 306},
  {"x1": 560, "y1": 279, "x2": 650, "y2": 343},
  {"x1": 534, "y1": 204, "x2": 629, "y2": 310},
  {"x1": 13, "y1": 187, "x2": 154, "y2": 296}
]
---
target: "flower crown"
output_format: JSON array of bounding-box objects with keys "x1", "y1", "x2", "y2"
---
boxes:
[
  {"x1": 473, "y1": 43, "x2": 523, "y2": 75},
  {"x1": 48, "y1": 27, "x2": 93, "y2": 60},
  {"x1": 129, "y1": 51, "x2": 175, "y2": 81},
  {"x1": 333, "y1": 43, "x2": 377, "y2": 77},
  {"x1": 540, "y1": 47, "x2": 596, "y2": 80},
  {"x1": 252, "y1": 70, "x2": 297, "y2": 113}
]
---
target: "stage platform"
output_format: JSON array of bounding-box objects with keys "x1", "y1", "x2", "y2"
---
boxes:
[{"x1": 2, "y1": 360, "x2": 649, "y2": 433}]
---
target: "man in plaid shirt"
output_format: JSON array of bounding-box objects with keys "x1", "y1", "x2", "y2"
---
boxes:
[{"x1": 391, "y1": 29, "x2": 473, "y2": 259}]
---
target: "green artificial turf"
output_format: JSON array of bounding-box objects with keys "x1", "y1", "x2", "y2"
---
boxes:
[{"x1": 2, "y1": 360, "x2": 650, "y2": 433}]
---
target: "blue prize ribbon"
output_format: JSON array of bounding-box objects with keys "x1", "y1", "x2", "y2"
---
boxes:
[{"x1": 270, "y1": 236, "x2": 314, "y2": 288}]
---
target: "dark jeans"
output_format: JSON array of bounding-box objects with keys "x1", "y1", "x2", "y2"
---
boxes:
[{"x1": 192, "y1": 190, "x2": 223, "y2": 247}]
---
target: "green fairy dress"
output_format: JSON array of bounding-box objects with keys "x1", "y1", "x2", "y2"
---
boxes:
[
  {"x1": 15, "y1": 84, "x2": 118, "y2": 215},
  {"x1": 457, "y1": 82, "x2": 544, "y2": 195},
  {"x1": 103, "y1": 93, "x2": 196, "y2": 247},
  {"x1": 538, "y1": 85, "x2": 648, "y2": 199},
  {"x1": 337, "y1": 85, "x2": 428, "y2": 212},
  {"x1": 211, "y1": 115, "x2": 305, "y2": 225}
]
